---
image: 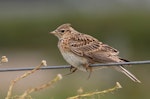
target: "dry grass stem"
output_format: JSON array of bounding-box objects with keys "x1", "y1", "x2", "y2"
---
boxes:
[
  {"x1": 19, "y1": 74, "x2": 62, "y2": 99},
  {"x1": 77, "y1": 87, "x2": 83, "y2": 94},
  {"x1": 0, "y1": 56, "x2": 8, "y2": 64},
  {"x1": 67, "y1": 82, "x2": 122, "y2": 99},
  {"x1": 5, "y1": 60, "x2": 47, "y2": 99}
]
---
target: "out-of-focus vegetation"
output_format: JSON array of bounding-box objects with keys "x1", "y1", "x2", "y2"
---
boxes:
[
  {"x1": 1, "y1": 13, "x2": 150, "y2": 58},
  {"x1": 0, "y1": 1, "x2": 150, "y2": 99}
]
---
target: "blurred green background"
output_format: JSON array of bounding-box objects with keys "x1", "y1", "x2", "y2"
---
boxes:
[{"x1": 0, "y1": 0, "x2": 150, "y2": 99}]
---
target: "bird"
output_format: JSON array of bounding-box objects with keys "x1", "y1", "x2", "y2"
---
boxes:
[{"x1": 50, "y1": 23, "x2": 141, "y2": 83}]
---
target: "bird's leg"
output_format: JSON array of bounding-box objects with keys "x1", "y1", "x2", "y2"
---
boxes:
[
  {"x1": 70, "y1": 65, "x2": 78, "y2": 73},
  {"x1": 84, "y1": 64, "x2": 93, "y2": 79},
  {"x1": 71, "y1": 66, "x2": 78, "y2": 73},
  {"x1": 70, "y1": 65, "x2": 75, "y2": 72},
  {"x1": 64, "y1": 65, "x2": 77, "y2": 76},
  {"x1": 88, "y1": 66, "x2": 93, "y2": 79}
]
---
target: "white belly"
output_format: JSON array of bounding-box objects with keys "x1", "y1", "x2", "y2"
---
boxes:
[{"x1": 61, "y1": 51, "x2": 88, "y2": 72}]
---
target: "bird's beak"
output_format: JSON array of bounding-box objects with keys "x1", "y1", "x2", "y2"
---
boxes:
[{"x1": 50, "y1": 30, "x2": 56, "y2": 34}]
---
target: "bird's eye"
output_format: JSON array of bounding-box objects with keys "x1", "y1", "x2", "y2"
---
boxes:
[{"x1": 60, "y1": 29, "x2": 65, "y2": 33}]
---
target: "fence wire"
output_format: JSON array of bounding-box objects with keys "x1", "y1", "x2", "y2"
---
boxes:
[{"x1": 0, "y1": 60, "x2": 150, "y2": 72}]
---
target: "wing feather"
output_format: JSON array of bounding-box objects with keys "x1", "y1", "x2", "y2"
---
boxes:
[{"x1": 68, "y1": 33, "x2": 119, "y2": 63}]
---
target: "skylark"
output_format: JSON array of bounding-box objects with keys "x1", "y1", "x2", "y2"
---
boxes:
[{"x1": 50, "y1": 23, "x2": 141, "y2": 83}]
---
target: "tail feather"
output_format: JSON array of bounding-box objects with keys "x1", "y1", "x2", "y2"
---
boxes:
[
  {"x1": 119, "y1": 58, "x2": 130, "y2": 62},
  {"x1": 115, "y1": 66, "x2": 141, "y2": 83}
]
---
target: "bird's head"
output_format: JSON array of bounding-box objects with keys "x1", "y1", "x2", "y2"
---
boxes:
[{"x1": 50, "y1": 23, "x2": 73, "y2": 39}]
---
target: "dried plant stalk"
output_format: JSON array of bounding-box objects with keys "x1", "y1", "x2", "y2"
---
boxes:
[
  {"x1": 5, "y1": 60, "x2": 47, "y2": 99},
  {"x1": 19, "y1": 74, "x2": 62, "y2": 99},
  {"x1": 0, "y1": 56, "x2": 8, "y2": 63},
  {"x1": 67, "y1": 82, "x2": 122, "y2": 99}
]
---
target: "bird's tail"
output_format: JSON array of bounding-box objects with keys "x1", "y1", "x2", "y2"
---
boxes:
[{"x1": 114, "y1": 66, "x2": 141, "y2": 83}]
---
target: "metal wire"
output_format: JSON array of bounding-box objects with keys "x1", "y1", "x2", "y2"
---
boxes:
[{"x1": 0, "y1": 60, "x2": 150, "y2": 72}]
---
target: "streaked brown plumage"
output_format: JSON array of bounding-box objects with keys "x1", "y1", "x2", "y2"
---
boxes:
[{"x1": 50, "y1": 23, "x2": 141, "y2": 83}]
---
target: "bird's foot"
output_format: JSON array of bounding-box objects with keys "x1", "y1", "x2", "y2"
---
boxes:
[{"x1": 64, "y1": 65, "x2": 77, "y2": 76}]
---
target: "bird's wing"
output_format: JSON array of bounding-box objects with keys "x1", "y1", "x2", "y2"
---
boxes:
[{"x1": 68, "y1": 33, "x2": 119, "y2": 62}]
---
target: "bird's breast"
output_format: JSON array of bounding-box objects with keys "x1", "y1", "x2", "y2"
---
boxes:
[
  {"x1": 58, "y1": 40, "x2": 88, "y2": 72},
  {"x1": 61, "y1": 51, "x2": 88, "y2": 72}
]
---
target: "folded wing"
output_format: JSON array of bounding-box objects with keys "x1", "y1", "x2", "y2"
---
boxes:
[{"x1": 68, "y1": 33, "x2": 120, "y2": 63}]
